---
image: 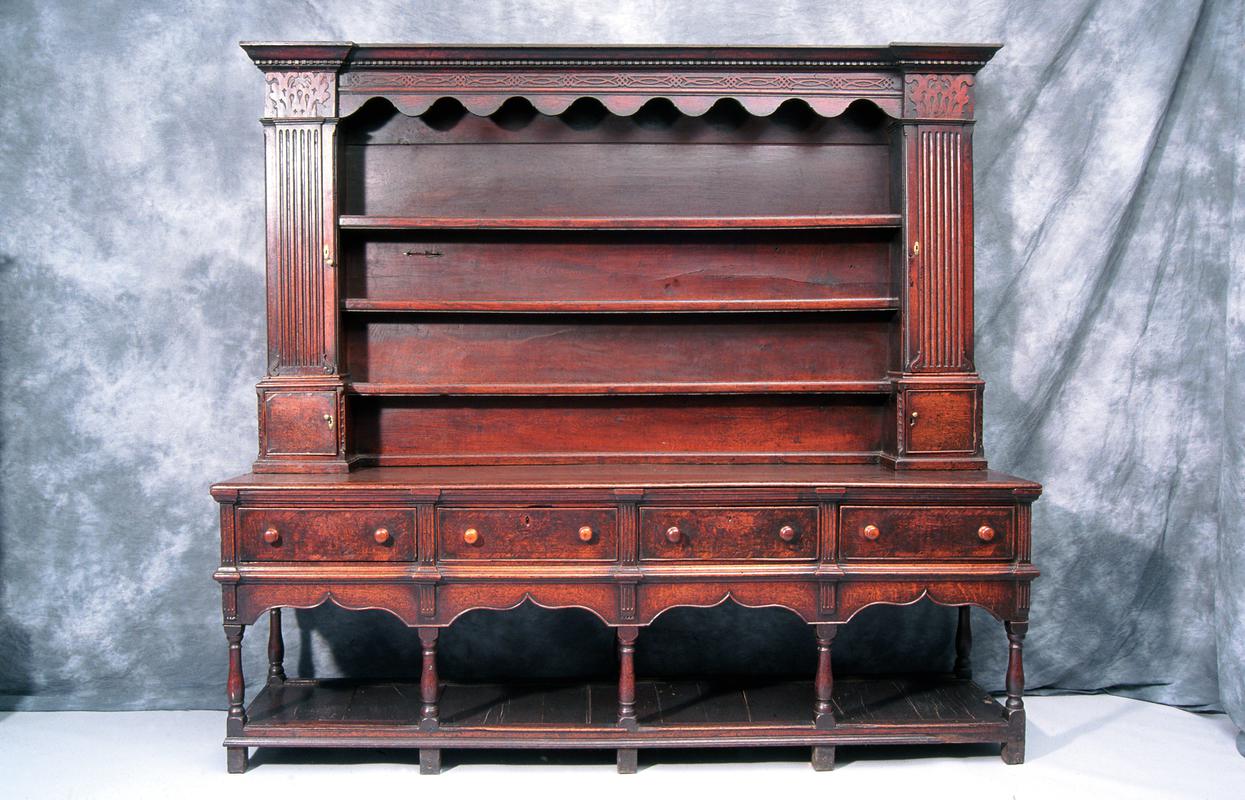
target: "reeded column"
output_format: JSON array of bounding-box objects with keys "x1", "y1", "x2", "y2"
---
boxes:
[
  {"x1": 886, "y1": 68, "x2": 987, "y2": 469},
  {"x1": 242, "y1": 44, "x2": 352, "y2": 472}
]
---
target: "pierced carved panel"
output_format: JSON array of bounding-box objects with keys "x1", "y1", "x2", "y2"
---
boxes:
[
  {"x1": 904, "y1": 74, "x2": 974, "y2": 119},
  {"x1": 264, "y1": 71, "x2": 336, "y2": 118}
]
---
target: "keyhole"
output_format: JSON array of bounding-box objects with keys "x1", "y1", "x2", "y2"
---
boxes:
[{"x1": 520, "y1": 514, "x2": 532, "y2": 528}]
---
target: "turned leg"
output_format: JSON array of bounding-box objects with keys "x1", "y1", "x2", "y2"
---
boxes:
[
  {"x1": 617, "y1": 626, "x2": 638, "y2": 730},
  {"x1": 267, "y1": 609, "x2": 286, "y2": 684},
  {"x1": 418, "y1": 627, "x2": 441, "y2": 773},
  {"x1": 1001, "y1": 620, "x2": 1028, "y2": 764},
  {"x1": 812, "y1": 623, "x2": 839, "y2": 771},
  {"x1": 617, "y1": 625, "x2": 639, "y2": 773},
  {"x1": 224, "y1": 623, "x2": 248, "y2": 774},
  {"x1": 419, "y1": 628, "x2": 440, "y2": 730},
  {"x1": 954, "y1": 606, "x2": 973, "y2": 680},
  {"x1": 813, "y1": 623, "x2": 838, "y2": 729}
]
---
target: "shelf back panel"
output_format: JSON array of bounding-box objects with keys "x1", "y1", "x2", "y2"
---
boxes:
[
  {"x1": 346, "y1": 143, "x2": 891, "y2": 219},
  {"x1": 344, "y1": 312, "x2": 894, "y2": 390},
  {"x1": 342, "y1": 229, "x2": 896, "y2": 308},
  {"x1": 351, "y1": 395, "x2": 885, "y2": 464}
]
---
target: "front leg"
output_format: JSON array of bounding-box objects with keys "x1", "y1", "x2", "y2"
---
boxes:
[
  {"x1": 617, "y1": 626, "x2": 640, "y2": 773},
  {"x1": 812, "y1": 623, "x2": 840, "y2": 771},
  {"x1": 418, "y1": 627, "x2": 441, "y2": 774},
  {"x1": 224, "y1": 623, "x2": 248, "y2": 773},
  {"x1": 1001, "y1": 620, "x2": 1028, "y2": 764}
]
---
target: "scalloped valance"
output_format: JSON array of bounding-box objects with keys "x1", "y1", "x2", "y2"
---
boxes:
[{"x1": 336, "y1": 70, "x2": 902, "y2": 118}]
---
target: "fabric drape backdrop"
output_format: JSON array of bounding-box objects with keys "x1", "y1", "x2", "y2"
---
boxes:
[{"x1": 1, "y1": 0, "x2": 1241, "y2": 751}]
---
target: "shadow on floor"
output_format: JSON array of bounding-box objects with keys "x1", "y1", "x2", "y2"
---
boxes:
[
  {"x1": 248, "y1": 742, "x2": 1008, "y2": 772},
  {"x1": 1024, "y1": 697, "x2": 1141, "y2": 760}
]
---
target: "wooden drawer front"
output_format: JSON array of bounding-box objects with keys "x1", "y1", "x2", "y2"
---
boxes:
[
  {"x1": 839, "y1": 506, "x2": 1014, "y2": 561},
  {"x1": 238, "y1": 508, "x2": 414, "y2": 562},
  {"x1": 640, "y1": 507, "x2": 818, "y2": 561},
  {"x1": 438, "y1": 508, "x2": 618, "y2": 561}
]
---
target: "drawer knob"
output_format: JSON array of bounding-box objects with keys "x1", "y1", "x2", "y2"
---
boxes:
[
  {"x1": 862, "y1": 524, "x2": 881, "y2": 541},
  {"x1": 463, "y1": 528, "x2": 480, "y2": 545},
  {"x1": 778, "y1": 525, "x2": 798, "y2": 542},
  {"x1": 665, "y1": 526, "x2": 683, "y2": 544},
  {"x1": 374, "y1": 527, "x2": 391, "y2": 545},
  {"x1": 262, "y1": 527, "x2": 280, "y2": 545},
  {"x1": 978, "y1": 525, "x2": 996, "y2": 542},
  {"x1": 578, "y1": 525, "x2": 594, "y2": 543}
]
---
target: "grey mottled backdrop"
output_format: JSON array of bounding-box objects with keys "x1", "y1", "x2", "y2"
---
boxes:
[{"x1": 1, "y1": 0, "x2": 1242, "y2": 748}]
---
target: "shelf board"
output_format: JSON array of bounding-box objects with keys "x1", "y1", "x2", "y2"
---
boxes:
[
  {"x1": 342, "y1": 297, "x2": 901, "y2": 314},
  {"x1": 233, "y1": 676, "x2": 1009, "y2": 747},
  {"x1": 339, "y1": 214, "x2": 903, "y2": 231},
  {"x1": 348, "y1": 380, "x2": 892, "y2": 397}
]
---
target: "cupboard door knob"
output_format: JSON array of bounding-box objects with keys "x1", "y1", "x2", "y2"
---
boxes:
[
  {"x1": 374, "y1": 527, "x2": 391, "y2": 545},
  {"x1": 665, "y1": 526, "x2": 683, "y2": 544},
  {"x1": 862, "y1": 524, "x2": 881, "y2": 541},
  {"x1": 463, "y1": 528, "x2": 480, "y2": 545},
  {"x1": 263, "y1": 527, "x2": 280, "y2": 545},
  {"x1": 578, "y1": 525, "x2": 594, "y2": 543},
  {"x1": 977, "y1": 525, "x2": 996, "y2": 542},
  {"x1": 778, "y1": 525, "x2": 797, "y2": 542}
]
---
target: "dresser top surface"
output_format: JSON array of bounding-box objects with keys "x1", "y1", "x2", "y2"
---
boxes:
[{"x1": 214, "y1": 463, "x2": 1040, "y2": 493}]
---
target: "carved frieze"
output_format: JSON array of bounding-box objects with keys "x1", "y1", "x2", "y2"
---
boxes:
[
  {"x1": 904, "y1": 74, "x2": 974, "y2": 119},
  {"x1": 341, "y1": 70, "x2": 899, "y2": 92},
  {"x1": 264, "y1": 71, "x2": 336, "y2": 118}
]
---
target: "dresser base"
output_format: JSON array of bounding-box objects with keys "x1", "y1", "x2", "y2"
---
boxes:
[{"x1": 225, "y1": 674, "x2": 1015, "y2": 772}]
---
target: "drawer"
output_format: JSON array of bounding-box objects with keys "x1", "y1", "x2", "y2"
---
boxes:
[
  {"x1": 439, "y1": 508, "x2": 618, "y2": 561},
  {"x1": 238, "y1": 508, "x2": 414, "y2": 562},
  {"x1": 640, "y1": 507, "x2": 818, "y2": 561},
  {"x1": 839, "y1": 506, "x2": 1014, "y2": 561}
]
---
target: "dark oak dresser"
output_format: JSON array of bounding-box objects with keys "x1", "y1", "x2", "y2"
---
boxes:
[{"x1": 213, "y1": 41, "x2": 1040, "y2": 774}]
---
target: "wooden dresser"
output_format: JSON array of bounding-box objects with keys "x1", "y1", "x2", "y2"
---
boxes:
[{"x1": 213, "y1": 41, "x2": 1040, "y2": 774}]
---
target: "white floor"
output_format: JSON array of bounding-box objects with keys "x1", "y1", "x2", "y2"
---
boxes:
[{"x1": 1, "y1": 695, "x2": 1242, "y2": 799}]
